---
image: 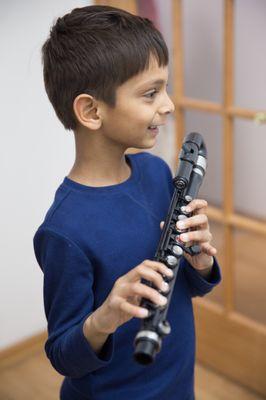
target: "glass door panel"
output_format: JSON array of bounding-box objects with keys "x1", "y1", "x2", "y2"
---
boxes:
[
  {"x1": 182, "y1": 0, "x2": 223, "y2": 102},
  {"x1": 234, "y1": 0, "x2": 266, "y2": 110},
  {"x1": 233, "y1": 118, "x2": 266, "y2": 221}
]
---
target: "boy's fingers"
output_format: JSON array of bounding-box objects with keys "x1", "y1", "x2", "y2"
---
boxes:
[
  {"x1": 180, "y1": 229, "x2": 212, "y2": 243},
  {"x1": 201, "y1": 242, "x2": 217, "y2": 256},
  {"x1": 185, "y1": 199, "x2": 208, "y2": 213},
  {"x1": 119, "y1": 300, "x2": 149, "y2": 318},
  {"x1": 126, "y1": 259, "x2": 173, "y2": 282},
  {"x1": 176, "y1": 214, "x2": 208, "y2": 230},
  {"x1": 160, "y1": 201, "x2": 208, "y2": 228}
]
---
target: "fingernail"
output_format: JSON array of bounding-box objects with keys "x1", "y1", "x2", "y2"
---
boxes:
[
  {"x1": 181, "y1": 206, "x2": 191, "y2": 213},
  {"x1": 161, "y1": 281, "x2": 169, "y2": 292},
  {"x1": 140, "y1": 308, "x2": 149, "y2": 317},
  {"x1": 159, "y1": 295, "x2": 167, "y2": 305},
  {"x1": 165, "y1": 268, "x2": 174, "y2": 277},
  {"x1": 176, "y1": 221, "x2": 185, "y2": 229},
  {"x1": 181, "y1": 233, "x2": 189, "y2": 242}
]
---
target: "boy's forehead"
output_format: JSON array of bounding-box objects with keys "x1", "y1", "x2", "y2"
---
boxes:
[
  {"x1": 134, "y1": 65, "x2": 168, "y2": 88},
  {"x1": 121, "y1": 57, "x2": 169, "y2": 92}
]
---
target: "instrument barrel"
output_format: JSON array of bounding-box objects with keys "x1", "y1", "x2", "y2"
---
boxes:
[{"x1": 133, "y1": 132, "x2": 207, "y2": 365}]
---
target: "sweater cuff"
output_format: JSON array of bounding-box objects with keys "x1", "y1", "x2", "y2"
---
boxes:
[
  {"x1": 182, "y1": 256, "x2": 222, "y2": 296},
  {"x1": 62, "y1": 316, "x2": 114, "y2": 377}
]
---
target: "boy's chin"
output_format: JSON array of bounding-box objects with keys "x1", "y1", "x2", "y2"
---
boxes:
[{"x1": 126, "y1": 142, "x2": 156, "y2": 152}]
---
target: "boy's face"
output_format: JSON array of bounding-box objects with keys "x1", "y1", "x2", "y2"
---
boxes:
[{"x1": 99, "y1": 55, "x2": 175, "y2": 150}]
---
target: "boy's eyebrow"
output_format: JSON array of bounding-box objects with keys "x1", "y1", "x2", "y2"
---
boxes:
[{"x1": 136, "y1": 79, "x2": 167, "y2": 89}]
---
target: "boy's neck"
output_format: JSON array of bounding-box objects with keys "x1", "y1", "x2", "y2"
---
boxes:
[
  {"x1": 67, "y1": 130, "x2": 132, "y2": 187},
  {"x1": 68, "y1": 157, "x2": 131, "y2": 187}
]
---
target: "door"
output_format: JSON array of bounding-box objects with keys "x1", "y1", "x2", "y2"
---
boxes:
[
  {"x1": 172, "y1": 0, "x2": 266, "y2": 396},
  {"x1": 95, "y1": 0, "x2": 266, "y2": 396}
]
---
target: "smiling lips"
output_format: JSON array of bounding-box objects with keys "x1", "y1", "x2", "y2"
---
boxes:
[
  {"x1": 148, "y1": 124, "x2": 164, "y2": 129},
  {"x1": 148, "y1": 126, "x2": 159, "y2": 136}
]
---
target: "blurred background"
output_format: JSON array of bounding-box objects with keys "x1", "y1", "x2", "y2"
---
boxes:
[{"x1": 0, "y1": 0, "x2": 265, "y2": 399}]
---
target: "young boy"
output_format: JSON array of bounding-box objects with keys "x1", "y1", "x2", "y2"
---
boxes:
[{"x1": 33, "y1": 5, "x2": 221, "y2": 400}]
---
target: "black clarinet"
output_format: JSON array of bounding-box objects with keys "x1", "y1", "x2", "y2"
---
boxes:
[{"x1": 134, "y1": 132, "x2": 207, "y2": 365}]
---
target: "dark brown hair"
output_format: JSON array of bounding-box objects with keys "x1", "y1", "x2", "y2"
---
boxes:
[{"x1": 41, "y1": 5, "x2": 169, "y2": 131}]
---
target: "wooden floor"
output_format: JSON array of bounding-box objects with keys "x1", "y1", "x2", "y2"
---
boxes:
[{"x1": 0, "y1": 342, "x2": 264, "y2": 400}]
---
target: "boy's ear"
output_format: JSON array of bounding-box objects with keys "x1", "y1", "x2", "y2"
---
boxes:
[{"x1": 73, "y1": 94, "x2": 103, "y2": 130}]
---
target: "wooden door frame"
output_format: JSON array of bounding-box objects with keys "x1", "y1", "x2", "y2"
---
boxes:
[{"x1": 173, "y1": 1, "x2": 266, "y2": 396}]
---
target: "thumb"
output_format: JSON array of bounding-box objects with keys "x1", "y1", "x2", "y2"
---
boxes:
[{"x1": 160, "y1": 221, "x2": 165, "y2": 230}]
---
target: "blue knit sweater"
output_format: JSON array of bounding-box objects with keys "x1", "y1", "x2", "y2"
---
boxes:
[{"x1": 33, "y1": 152, "x2": 221, "y2": 400}]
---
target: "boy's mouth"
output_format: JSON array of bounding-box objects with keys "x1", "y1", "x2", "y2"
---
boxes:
[
  {"x1": 148, "y1": 125, "x2": 159, "y2": 135},
  {"x1": 148, "y1": 122, "x2": 165, "y2": 129},
  {"x1": 148, "y1": 125, "x2": 159, "y2": 131}
]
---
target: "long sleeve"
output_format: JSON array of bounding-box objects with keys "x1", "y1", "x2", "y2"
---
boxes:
[
  {"x1": 33, "y1": 228, "x2": 114, "y2": 378},
  {"x1": 181, "y1": 256, "x2": 222, "y2": 298}
]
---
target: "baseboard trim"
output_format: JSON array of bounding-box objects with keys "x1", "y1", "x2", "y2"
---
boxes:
[{"x1": 0, "y1": 331, "x2": 47, "y2": 370}]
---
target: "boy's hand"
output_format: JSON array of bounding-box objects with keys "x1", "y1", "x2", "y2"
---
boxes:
[
  {"x1": 160, "y1": 199, "x2": 217, "y2": 272},
  {"x1": 91, "y1": 260, "x2": 173, "y2": 335}
]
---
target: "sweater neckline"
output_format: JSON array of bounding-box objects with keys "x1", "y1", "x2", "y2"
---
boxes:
[{"x1": 62, "y1": 153, "x2": 139, "y2": 193}]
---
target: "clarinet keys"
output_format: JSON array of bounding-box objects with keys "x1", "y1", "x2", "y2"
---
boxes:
[
  {"x1": 158, "y1": 320, "x2": 171, "y2": 336},
  {"x1": 186, "y1": 244, "x2": 201, "y2": 256},
  {"x1": 171, "y1": 245, "x2": 183, "y2": 257},
  {"x1": 165, "y1": 255, "x2": 178, "y2": 268},
  {"x1": 158, "y1": 281, "x2": 171, "y2": 296}
]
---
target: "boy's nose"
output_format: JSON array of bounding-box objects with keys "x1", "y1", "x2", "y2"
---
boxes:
[{"x1": 158, "y1": 96, "x2": 175, "y2": 115}]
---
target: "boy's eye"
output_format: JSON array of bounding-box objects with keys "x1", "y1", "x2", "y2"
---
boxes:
[
  {"x1": 144, "y1": 84, "x2": 169, "y2": 99},
  {"x1": 144, "y1": 89, "x2": 158, "y2": 99}
]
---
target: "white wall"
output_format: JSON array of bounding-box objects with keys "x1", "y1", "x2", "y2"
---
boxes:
[{"x1": 0, "y1": 0, "x2": 92, "y2": 350}]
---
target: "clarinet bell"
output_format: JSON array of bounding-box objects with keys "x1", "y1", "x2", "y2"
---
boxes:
[{"x1": 134, "y1": 331, "x2": 161, "y2": 365}]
